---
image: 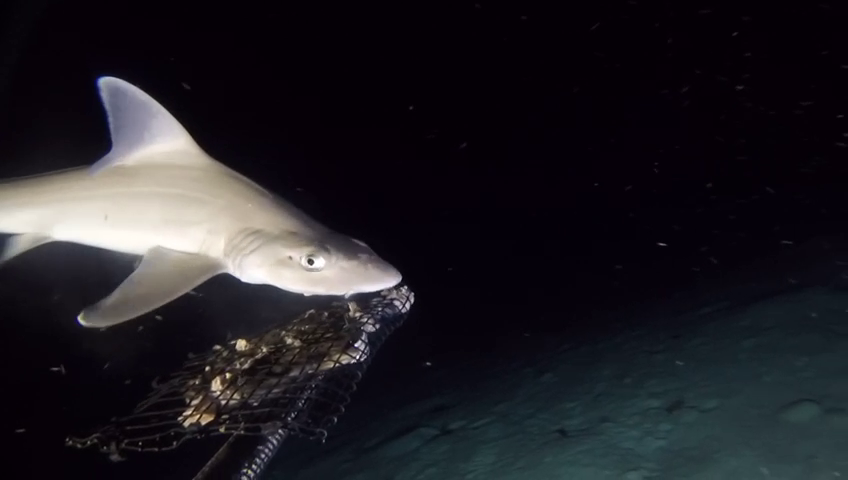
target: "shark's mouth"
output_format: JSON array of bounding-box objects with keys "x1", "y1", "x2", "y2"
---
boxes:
[{"x1": 66, "y1": 283, "x2": 415, "y2": 475}]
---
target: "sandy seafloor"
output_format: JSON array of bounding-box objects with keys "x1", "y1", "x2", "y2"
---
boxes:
[{"x1": 270, "y1": 237, "x2": 848, "y2": 480}]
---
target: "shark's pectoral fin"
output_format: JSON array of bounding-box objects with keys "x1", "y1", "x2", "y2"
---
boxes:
[
  {"x1": 77, "y1": 247, "x2": 225, "y2": 328},
  {"x1": 0, "y1": 233, "x2": 53, "y2": 264}
]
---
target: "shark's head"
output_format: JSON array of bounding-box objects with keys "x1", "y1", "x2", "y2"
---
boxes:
[{"x1": 231, "y1": 230, "x2": 403, "y2": 297}]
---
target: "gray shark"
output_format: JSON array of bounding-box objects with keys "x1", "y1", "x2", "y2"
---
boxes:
[{"x1": 0, "y1": 76, "x2": 402, "y2": 328}]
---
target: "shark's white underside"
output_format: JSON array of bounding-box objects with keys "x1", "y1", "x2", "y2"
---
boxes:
[{"x1": 0, "y1": 77, "x2": 402, "y2": 328}]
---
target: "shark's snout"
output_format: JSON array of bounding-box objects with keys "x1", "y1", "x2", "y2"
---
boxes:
[
  {"x1": 341, "y1": 257, "x2": 403, "y2": 296},
  {"x1": 369, "y1": 261, "x2": 403, "y2": 291}
]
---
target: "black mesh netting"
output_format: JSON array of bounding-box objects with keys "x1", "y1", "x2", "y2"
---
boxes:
[{"x1": 66, "y1": 284, "x2": 414, "y2": 458}]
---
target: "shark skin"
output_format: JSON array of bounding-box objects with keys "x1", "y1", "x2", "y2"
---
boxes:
[{"x1": 0, "y1": 76, "x2": 402, "y2": 328}]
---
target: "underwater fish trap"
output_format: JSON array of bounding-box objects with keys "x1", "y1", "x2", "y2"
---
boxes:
[{"x1": 66, "y1": 284, "x2": 415, "y2": 478}]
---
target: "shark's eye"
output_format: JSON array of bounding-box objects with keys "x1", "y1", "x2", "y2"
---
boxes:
[{"x1": 300, "y1": 254, "x2": 326, "y2": 271}]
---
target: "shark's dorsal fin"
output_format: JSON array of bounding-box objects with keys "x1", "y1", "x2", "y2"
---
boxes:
[{"x1": 91, "y1": 76, "x2": 212, "y2": 173}]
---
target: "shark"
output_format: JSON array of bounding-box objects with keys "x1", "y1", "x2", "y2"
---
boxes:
[{"x1": 0, "y1": 76, "x2": 403, "y2": 328}]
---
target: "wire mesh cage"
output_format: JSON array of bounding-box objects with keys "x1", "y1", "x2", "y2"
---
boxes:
[{"x1": 66, "y1": 283, "x2": 415, "y2": 476}]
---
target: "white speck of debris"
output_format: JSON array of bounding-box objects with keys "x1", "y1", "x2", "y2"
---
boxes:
[
  {"x1": 765, "y1": 186, "x2": 775, "y2": 194},
  {"x1": 735, "y1": 85, "x2": 745, "y2": 90},
  {"x1": 181, "y1": 82, "x2": 191, "y2": 90},
  {"x1": 459, "y1": 142, "x2": 468, "y2": 149},
  {"x1": 590, "y1": 22, "x2": 600, "y2": 31},
  {"x1": 14, "y1": 429, "x2": 25, "y2": 433},
  {"x1": 624, "y1": 185, "x2": 633, "y2": 191},
  {"x1": 154, "y1": 315, "x2": 163, "y2": 321},
  {"x1": 656, "y1": 242, "x2": 668, "y2": 247},
  {"x1": 103, "y1": 362, "x2": 110, "y2": 370},
  {"x1": 780, "y1": 240, "x2": 794, "y2": 245},
  {"x1": 50, "y1": 364, "x2": 66, "y2": 375},
  {"x1": 408, "y1": 105, "x2": 414, "y2": 111},
  {"x1": 732, "y1": 31, "x2": 739, "y2": 36}
]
